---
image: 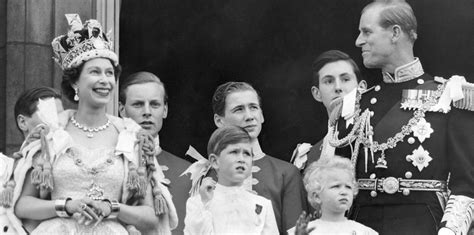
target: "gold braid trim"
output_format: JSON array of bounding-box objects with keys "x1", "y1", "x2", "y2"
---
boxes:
[
  {"x1": 134, "y1": 131, "x2": 168, "y2": 215},
  {"x1": 30, "y1": 128, "x2": 54, "y2": 193},
  {"x1": 329, "y1": 84, "x2": 445, "y2": 172},
  {"x1": 441, "y1": 195, "x2": 474, "y2": 235},
  {"x1": 453, "y1": 82, "x2": 474, "y2": 111}
]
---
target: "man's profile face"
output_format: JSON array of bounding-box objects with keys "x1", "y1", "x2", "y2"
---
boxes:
[
  {"x1": 355, "y1": 6, "x2": 394, "y2": 69},
  {"x1": 312, "y1": 60, "x2": 361, "y2": 110},
  {"x1": 214, "y1": 90, "x2": 264, "y2": 140},
  {"x1": 120, "y1": 82, "x2": 168, "y2": 137}
]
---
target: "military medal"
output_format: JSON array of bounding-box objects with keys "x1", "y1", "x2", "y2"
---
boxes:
[
  {"x1": 411, "y1": 117, "x2": 433, "y2": 143},
  {"x1": 401, "y1": 89, "x2": 435, "y2": 110},
  {"x1": 406, "y1": 145, "x2": 432, "y2": 171},
  {"x1": 255, "y1": 204, "x2": 262, "y2": 215},
  {"x1": 254, "y1": 204, "x2": 263, "y2": 226}
]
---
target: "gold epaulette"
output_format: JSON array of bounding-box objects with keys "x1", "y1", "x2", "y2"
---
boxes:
[{"x1": 453, "y1": 82, "x2": 474, "y2": 111}]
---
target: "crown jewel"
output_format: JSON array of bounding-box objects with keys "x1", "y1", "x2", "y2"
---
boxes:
[{"x1": 51, "y1": 14, "x2": 118, "y2": 70}]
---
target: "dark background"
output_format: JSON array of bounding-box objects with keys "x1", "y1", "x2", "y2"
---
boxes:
[{"x1": 120, "y1": 0, "x2": 474, "y2": 162}]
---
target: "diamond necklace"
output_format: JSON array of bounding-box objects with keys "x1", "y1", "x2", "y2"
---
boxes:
[{"x1": 70, "y1": 115, "x2": 111, "y2": 138}]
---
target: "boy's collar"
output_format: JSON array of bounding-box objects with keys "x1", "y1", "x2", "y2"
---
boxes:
[{"x1": 253, "y1": 152, "x2": 265, "y2": 161}]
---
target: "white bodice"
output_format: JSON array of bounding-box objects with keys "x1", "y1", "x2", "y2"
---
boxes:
[{"x1": 51, "y1": 144, "x2": 124, "y2": 201}]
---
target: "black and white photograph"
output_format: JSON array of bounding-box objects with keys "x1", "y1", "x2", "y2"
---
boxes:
[{"x1": 0, "y1": 0, "x2": 473, "y2": 234}]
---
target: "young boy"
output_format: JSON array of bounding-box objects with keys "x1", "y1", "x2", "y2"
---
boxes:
[
  {"x1": 291, "y1": 156, "x2": 377, "y2": 235},
  {"x1": 212, "y1": 81, "x2": 307, "y2": 232},
  {"x1": 291, "y1": 50, "x2": 367, "y2": 172},
  {"x1": 184, "y1": 126, "x2": 278, "y2": 235}
]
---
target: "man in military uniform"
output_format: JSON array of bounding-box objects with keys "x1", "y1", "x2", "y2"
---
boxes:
[
  {"x1": 332, "y1": 1, "x2": 474, "y2": 234},
  {"x1": 119, "y1": 72, "x2": 192, "y2": 235}
]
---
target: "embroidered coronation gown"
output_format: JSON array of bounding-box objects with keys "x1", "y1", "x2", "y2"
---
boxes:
[
  {"x1": 32, "y1": 141, "x2": 128, "y2": 234},
  {"x1": 10, "y1": 110, "x2": 177, "y2": 235}
]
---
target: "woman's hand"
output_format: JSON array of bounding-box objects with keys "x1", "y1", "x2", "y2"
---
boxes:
[
  {"x1": 126, "y1": 225, "x2": 142, "y2": 235},
  {"x1": 89, "y1": 200, "x2": 113, "y2": 227},
  {"x1": 65, "y1": 198, "x2": 101, "y2": 225},
  {"x1": 199, "y1": 177, "x2": 216, "y2": 204}
]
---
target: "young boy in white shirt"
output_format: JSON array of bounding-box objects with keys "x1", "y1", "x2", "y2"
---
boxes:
[{"x1": 184, "y1": 125, "x2": 278, "y2": 235}]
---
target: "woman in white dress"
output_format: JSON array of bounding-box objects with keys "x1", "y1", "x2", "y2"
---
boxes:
[{"x1": 12, "y1": 14, "x2": 177, "y2": 235}]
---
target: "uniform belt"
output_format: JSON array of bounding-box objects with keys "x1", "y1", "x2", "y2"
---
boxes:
[{"x1": 358, "y1": 177, "x2": 447, "y2": 195}]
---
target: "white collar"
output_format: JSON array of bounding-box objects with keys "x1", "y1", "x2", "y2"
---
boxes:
[
  {"x1": 253, "y1": 152, "x2": 265, "y2": 161},
  {"x1": 215, "y1": 183, "x2": 245, "y2": 194},
  {"x1": 153, "y1": 135, "x2": 162, "y2": 154}
]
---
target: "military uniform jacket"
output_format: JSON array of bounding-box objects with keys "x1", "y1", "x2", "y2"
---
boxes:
[
  {"x1": 157, "y1": 150, "x2": 192, "y2": 235},
  {"x1": 335, "y1": 69, "x2": 474, "y2": 234},
  {"x1": 252, "y1": 154, "x2": 308, "y2": 233}
]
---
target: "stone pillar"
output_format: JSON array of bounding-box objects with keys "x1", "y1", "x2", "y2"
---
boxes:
[
  {"x1": 0, "y1": 0, "x2": 6, "y2": 153},
  {"x1": 4, "y1": 0, "x2": 120, "y2": 154}
]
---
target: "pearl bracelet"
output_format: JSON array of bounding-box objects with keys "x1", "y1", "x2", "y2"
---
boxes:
[
  {"x1": 103, "y1": 199, "x2": 120, "y2": 219},
  {"x1": 55, "y1": 197, "x2": 72, "y2": 217}
]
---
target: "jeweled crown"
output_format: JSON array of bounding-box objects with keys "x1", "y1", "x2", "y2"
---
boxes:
[{"x1": 51, "y1": 14, "x2": 118, "y2": 70}]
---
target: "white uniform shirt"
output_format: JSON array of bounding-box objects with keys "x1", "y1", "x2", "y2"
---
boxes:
[{"x1": 184, "y1": 183, "x2": 278, "y2": 235}]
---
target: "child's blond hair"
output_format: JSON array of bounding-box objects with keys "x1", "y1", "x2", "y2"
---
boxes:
[{"x1": 303, "y1": 155, "x2": 358, "y2": 209}]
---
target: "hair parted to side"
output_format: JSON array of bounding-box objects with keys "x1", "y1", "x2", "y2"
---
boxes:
[
  {"x1": 61, "y1": 60, "x2": 122, "y2": 103},
  {"x1": 363, "y1": 0, "x2": 418, "y2": 43},
  {"x1": 312, "y1": 50, "x2": 362, "y2": 88},
  {"x1": 14, "y1": 86, "x2": 62, "y2": 132},
  {"x1": 207, "y1": 125, "x2": 252, "y2": 157},
  {"x1": 212, "y1": 81, "x2": 261, "y2": 116},
  {"x1": 119, "y1": 71, "x2": 168, "y2": 105},
  {"x1": 303, "y1": 155, "x2": 358, "y2": 209}
]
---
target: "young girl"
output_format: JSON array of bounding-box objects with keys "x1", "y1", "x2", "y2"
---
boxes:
[
  {"x1": 184, "y1": 126, "x2": 278, "y2": 235},
  {"x1": 292, "y1": 156, "x2": 378, "y2": 235}
]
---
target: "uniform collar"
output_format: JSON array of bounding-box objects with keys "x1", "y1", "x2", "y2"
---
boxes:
[{"x1": 382, "y1": 58, "x2": 424, "y2": 83}]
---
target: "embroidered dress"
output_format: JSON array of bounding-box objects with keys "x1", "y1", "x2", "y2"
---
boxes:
[
  {"x1": 9, "y1": 110, "x2": 178, "y2": 235},
  {"x1": 288, "y1": 219, "x2": 378, "y2": 235},
  {"x1": 184, "y1": 184, "x2": 278, "y2": 235},
  {"x1": 32, "y1": 144, "x2": 127, "y2": 234}
]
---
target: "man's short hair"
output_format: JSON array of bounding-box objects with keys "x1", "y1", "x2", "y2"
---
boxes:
[
  {"x1": 119, "y1": 71, "x2": 168, "y2": 104},
  {"x1": 14, "y1": 87, "x2": 62, "y2": 131},
  {"x1": 363, "y1": 0, "x2": 418, "y2": 43},
  {"x1": 312, "y1": 50, "x2": 362, "y2": 87},
  {"x1": 212, "y1": 81, "x2": 262, "y2": 116},
  {"x1": 207, "y1": 125, "x2": 252, "y2": 157}
]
